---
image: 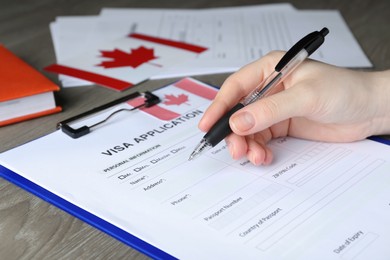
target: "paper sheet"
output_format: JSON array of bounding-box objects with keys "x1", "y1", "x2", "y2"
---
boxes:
[
  {"x1": 49, "y1": 16, "x2": 99, "y2": 87},
  {"x1": 99, "y1": 6, "x2": 370, "y2": 71},
  {"x1": 50, "y1": 4, "x2": 372, "y2": 87},
  {"x1": 1, "y1": 78, "x2": 389, "y2": 259},
  {"x1": 45, "y1": 33, "x2": 208, "y2": 91}
]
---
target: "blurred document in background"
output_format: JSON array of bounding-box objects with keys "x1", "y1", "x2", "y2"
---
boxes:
[{"x1": 49, "y1": 4, "x2": 371, "y2": 88}]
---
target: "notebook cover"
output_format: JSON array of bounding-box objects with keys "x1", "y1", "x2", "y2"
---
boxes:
[
  {"x1": 0, "y1": 45, "x2": 60, "y2": 101},
  {"x1": 0, "y1": 45, "x2": 62, "y2": 125}
]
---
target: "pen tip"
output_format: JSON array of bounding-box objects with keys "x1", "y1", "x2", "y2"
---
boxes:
[
  {"x1": 188, "y1": 151, "x2": 198, "y2": 161},
  {"x1": 188, "y1": 138, "x2": 212, "y2": 161}
]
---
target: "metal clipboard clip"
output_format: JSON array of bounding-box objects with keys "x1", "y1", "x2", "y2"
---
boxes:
[{"x1": 57, "y1": 91, "x2": 160, "y2": 139}]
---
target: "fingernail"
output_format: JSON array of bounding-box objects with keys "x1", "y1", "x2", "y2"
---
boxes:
[
  {"x1": 231, "y1": 111, "x2": 255, "y2": 132},
  {"x1": 226, "y1": 140, "x2": 234, "y2": 158},
  {"x1": 248, "y1": 150, "x2": 260, "y2": 166}
]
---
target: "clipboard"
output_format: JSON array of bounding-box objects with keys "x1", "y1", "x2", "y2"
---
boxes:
[{"x1": 1, "y1": 77, "x2": 390, "y2": 259}]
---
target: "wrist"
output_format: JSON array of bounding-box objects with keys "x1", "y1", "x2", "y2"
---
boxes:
[{"x1": 368, "y1": 70, "x2": 390, "y2": 136}]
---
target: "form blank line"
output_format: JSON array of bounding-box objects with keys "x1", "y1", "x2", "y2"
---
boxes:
[
  {"x1": 341, "y1": 232, "x2": 379, "y2": 259},
  {"x1": 208, "y1": 184, "x2": 292, "y2": 231},
  {"x1": 255, "y1": 159, "x2": 385, "y2": 251}
]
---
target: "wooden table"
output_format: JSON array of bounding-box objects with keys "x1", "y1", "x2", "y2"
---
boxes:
[{"x1": 1, "y1": 0, "x2": 389, "y2": 258}]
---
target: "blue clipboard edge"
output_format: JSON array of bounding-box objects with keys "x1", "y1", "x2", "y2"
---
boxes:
[
  {"x1": 0, "y1": 164, "x2": 176, "y2": 260},
  {"x1": 368, "y1": 135, "x2": 390, "y2": 146}
]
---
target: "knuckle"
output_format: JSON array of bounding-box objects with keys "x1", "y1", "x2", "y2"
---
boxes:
[
  {"x1": 258, "y1": 97, "x2": 281, "y2": 122},
  {"x1": 265, "y1": 50, "x2": 285, "y2": 61}
]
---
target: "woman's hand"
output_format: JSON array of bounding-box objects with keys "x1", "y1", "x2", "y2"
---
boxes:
[{"x1": 199, "y1": 51, "x2": 390, "y2": 165}]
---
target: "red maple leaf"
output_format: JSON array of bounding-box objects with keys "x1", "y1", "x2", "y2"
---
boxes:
[
  {"x1": 96, "y1": 46, "x2": 160, "y2": 69},
  {"x1": 163, "y1": 94, "x2": 189, "y2": 106}
]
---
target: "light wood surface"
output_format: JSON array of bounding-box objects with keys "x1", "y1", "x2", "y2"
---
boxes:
[{"x1": 1, "y1": 0, "x2": 389, "y2": 259}]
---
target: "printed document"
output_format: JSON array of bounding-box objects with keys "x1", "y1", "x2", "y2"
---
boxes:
[
  {"x1": 1, "y1": 78, "x2": 389, "y2": 259},
  {"x1": 50, "y1": 4, "x2": 372, "y2": 87}
]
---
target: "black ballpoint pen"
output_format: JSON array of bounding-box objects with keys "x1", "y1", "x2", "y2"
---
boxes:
[{"x1": 189, "y1": 27, "x2": 329, "y2": 160}]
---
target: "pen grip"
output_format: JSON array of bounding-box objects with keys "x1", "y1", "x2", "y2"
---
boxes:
[{"x1": 204, "y1": 103, "x2": 244, "y2": 146}]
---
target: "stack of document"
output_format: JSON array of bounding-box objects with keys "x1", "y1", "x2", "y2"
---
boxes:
[{"x1": 49, "y1": 3, "x2": 372, "y2": 89}]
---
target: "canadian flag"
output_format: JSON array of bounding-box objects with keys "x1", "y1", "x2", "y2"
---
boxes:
[
  {"x1": 45, "y1": 33, "x2": 207, "y2": 91},
  {"x1": 127, "y1": 78, "x2": 217, "y2": 121}
]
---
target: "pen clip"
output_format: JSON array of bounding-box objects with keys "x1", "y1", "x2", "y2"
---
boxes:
[
  {"x1": 58, "y1": 91, "x2": 160, "y2": 139},
  {"x1": 275, "y1": 27, "x2": 329, "y2": 72}
]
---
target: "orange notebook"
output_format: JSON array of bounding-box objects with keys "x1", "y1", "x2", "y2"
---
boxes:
[{"x1": 0, "y1": 45, "x2": 62, "y2": 126}]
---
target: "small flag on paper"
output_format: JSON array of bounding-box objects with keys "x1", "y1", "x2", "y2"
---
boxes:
[{"x1": 127, "y1": 77, "x2": 217, "y2": 121}]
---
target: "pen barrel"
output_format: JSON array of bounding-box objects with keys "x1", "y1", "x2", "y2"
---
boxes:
[
  {"x1": 243, "y1": 49, "x2": 308, "y2": 106},
  {"x1": 204, "y1": 103, "x2": 245, "y2": 146},
  {"x1": 242, "y1": 71, "x2": 282, "y2": 105}
]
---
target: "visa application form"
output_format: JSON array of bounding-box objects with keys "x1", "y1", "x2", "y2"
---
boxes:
[{"x1": 0, "y1": 78, "x2": 389, "y2": 259}]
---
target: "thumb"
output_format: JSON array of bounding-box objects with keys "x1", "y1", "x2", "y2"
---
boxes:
[{"x1": 229, "y1": 85, "x2": 312, "y2": 135}]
